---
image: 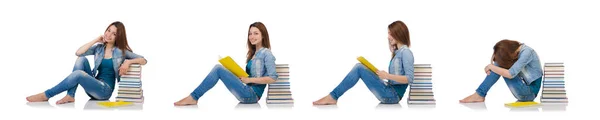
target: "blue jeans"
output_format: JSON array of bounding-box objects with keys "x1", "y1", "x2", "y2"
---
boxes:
[
  {"x1": 190, "y1": 64, "x2": 259, "y2": 103},
  {"x1": 44, "y1": 57, "x2": 113, "y2": 100},
  {"x1": 330, "y1": 63, "x2": 407, "y2": 104},
  {"x1": 475, "y1": 71, "x2": 542, "y2": 101}
]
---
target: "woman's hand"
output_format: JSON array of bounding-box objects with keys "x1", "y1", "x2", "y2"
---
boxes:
[
  {"x1": 484, "y1": 64, "x2": 492, "y2": 75},
  {"x1": 119, "y1": 60, "x2": 131, "y2": 76},
  {"x1": 389, "y1": 44, "x2": 397, "y2": 53},
  {"x1": 240, "y1": 77, "x2": 252, "y2": 84},
  {"x1": 95, "y1": 35, "x2": 105, "y2": 43},
  {"x1": 376, "y1": 70, "x2": 390, "y2": 80}
]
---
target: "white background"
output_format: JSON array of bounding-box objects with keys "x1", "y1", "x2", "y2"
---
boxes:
[{"x1": 1, "y1": 0, "x2": 598, "y2": 119}]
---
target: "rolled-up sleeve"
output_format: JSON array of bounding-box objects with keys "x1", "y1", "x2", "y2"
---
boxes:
[
  {"x1": 401, "y1": 50, "x2": 415, "y2": 84},
  {"x1": 77, "y1": 44, "x2": 100, "y2": 57},
  {"x1": 124, "y1": 50, "x2": 147, "y2": 63},
  {"x1": 263, "y1": 50, "x2": 278, "y2": 80},
  {"x1": 508, "y1": 49, "x2": 534, "y2": 78}
]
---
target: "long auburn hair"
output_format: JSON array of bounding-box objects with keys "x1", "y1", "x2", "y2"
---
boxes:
[
  {"x1": 105, "y1": 21, "x2": 132, "y2": 57},
  {"x1": 388, "y1": 20, "x2": 410, "y2": 57},
  {"x1": 493, "y1": 39, "x2": 521, "y2": 69},
  {"x1": 246, "y1": 22, "x2": 271, "y2": 62}
]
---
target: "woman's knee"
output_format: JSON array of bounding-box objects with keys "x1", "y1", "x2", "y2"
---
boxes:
[
  {"x1": 74, "y1": 56, "x2": 90, "y2": 69},
  {"x1": 354, "y1": 63, "x2": 368, "y2": 70},
  {"x1": 69, "y1": 70, "x2": 89, "y2": 79},
  {"x1": 75, "y1": 56, "x2": 89, "y2": 64},
  {"x1": 212, "y1": 64, "x2": 225, "y2": 70}
]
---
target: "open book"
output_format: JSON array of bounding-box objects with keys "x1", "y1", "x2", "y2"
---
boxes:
[
  {"x1": 357, "y1": 56, "x2": 379, "y2": 73},
  {"x1": 219, "y1": 56, "x2": 250, "y2": 77},
  {"x1": 357, "y1": 56, "x2": 387, "y2": 83}
]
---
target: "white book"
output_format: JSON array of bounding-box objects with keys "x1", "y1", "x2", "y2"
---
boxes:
[
  {"x1": 543, "y1": 87, "x2": 565, "y2": 91},
  {"x1": 541, "y1": 99, "x2": 568, "y2": 102},
  {"x1": 409, "y1": 92, "x2": 434, "y2": 96},
  {"x1": 117, "y1": 94, "x2": 143, "y2": 98},
  {"x1": 542, "y1": 94, "x2": 568, "y2": 98},
  {"x1": 409, "y1": 96, "x2": 435, "y2": 100},
  {"x1": 128, "y1": 67, "x2": 142, "y2": 72},
  {"x1": 267, "y1": 99, "x2": 294, "y2": 104},
  {"x1": 267, "y1": 95, "x2": 293, "y2": 99},
  {"x1": 269, "y1": 86, "x2": 291, "y2": 89},
  {"x1": 410, "y1": 89, "x2": 433, "y2": 93},
  {"x1": 267, "y1": 92, "x2": 292, "y2": 95},
  {"x1": 120, "y1": 78, "x2": 141, "y2": 82},
  {"x1": 408, "y1": 100, "x2": 436, "y2": 104},
  {"x1": 545, "y1": 75, "x2": 564, "y2": 78},
  {"x1": 414, "y1": 68, "x2": 432, "y2": 73},
  {"x1": 268, "y1": 89, "x2": 291, "y2": 92},
  {"x1": 119, "y1": 87, "x2": 142, "y2": 91}
]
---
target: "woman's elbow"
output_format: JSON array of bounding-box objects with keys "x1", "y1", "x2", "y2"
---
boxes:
[
  {"x1": 141, "y1": 58, "x2": 148, "y2": 65},
  {"x1": 267, "y1": 77, "x2": 277, "y2": 84},
  {"x1": 504, "y1": 74, "x2": 514, "y2": 79}
]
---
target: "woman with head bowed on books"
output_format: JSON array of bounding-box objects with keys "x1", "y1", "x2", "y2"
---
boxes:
[
  {"x1": 26, "y1": 21, "x2": 148, "y2": 104},
  {"x1": 313, "y1": 20, "x2": 415, "y2": 105},
  {"x1": 460, "y1": 39, "x2": 542, "y2": 103},
  {"x1": 174, "y1": 22, "x2": 278, "y2": 106}
]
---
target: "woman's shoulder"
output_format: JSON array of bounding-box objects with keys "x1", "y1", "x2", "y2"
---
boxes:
[
  {"x1": 519, "y1": 44, "x2": 536, "y2": 54},
  {"x1": 258, "y1": 48, "x2": 274, "y2": 55},
  {"x1": 396, "y1": 47, "x2": 413, "y2": 56}
]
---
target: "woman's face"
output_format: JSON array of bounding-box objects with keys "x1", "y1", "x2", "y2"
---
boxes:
[
  {"x1": 248, "y1": 27, "x2": 262, "y2": 45},
  {"x1": 388, "y1": 30, "x2": 397, "y2": 46},
  {"x1": 103, "y1": 25, "x2": 117, "y2": 44}
]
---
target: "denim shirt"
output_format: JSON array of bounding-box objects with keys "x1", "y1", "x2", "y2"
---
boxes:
[
  {"x1": 245, "y1": 48, "x2": 278, "y2": 80},
  {"x1": 388, "y1": 45, "x2": 415, "y2": 85},
  {"x1": 506, "y1": 44, "x2": 542, "y2": 85},
  {"x1": 77, "y1": 43, "x2": 146, "y2": 82}
]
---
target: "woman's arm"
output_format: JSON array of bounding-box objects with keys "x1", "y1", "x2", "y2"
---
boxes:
[
  {"x1": 118, "y1": 50, "x2": 148, "y2": 76},
  {"x1": 124, "y1": 58, "x2": 147, "y2": 65},
  {"x1": 76, "y1": 36, "x2": 103, "y2": 56},
  {"x1": 378, "y1": 71, "x2": 409, "y2": 83},
  {"x1": 241, "y1": 77, "x2": 276, "y2": 84},
  {"x1": 118, "y1": 58, "x2": 147, "y2": 76},
  {"x1": 380, "y1": 49, "x2": 414, "y2": 84},
  {"x1": 486, "y1": 64, "x2": 511, "y2": 78},
  {"x1": 241, "y1": 50, "x2": 278, "y2": 84},
  {"x1": 486, "y1": 49, "x2": 534, "y2": 79},
  {"x1": 118, "y1": 58, "x2": 146, "y2": 76}
]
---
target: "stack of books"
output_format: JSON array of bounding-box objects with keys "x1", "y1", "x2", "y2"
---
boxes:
[
  {"x1": 116, "y1": 64, "x2": 144, "y2": 103},
  {"x1": 541, "y1": 63, "x2": 568, "y2": 103},
  {"x1": 407, "y1": 64, "x2": 435, "y2": 104},
  {"x1": 265, "y1": 64, "x2": 294, "y2": 104}
]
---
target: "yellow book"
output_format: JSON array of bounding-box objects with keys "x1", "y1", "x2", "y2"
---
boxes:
[
  {"x1": 504, "y1": 101, "x2": 539, "y2": 107},
  {"x1": 357, "y1": 56, "x2": 378, "y2": 73},
  {"x1": 97, "y1": 100, "x2": 133, "y2": 108},
  {"x1": 219, "y1": 56, "x2": 250, "y2": 77}
]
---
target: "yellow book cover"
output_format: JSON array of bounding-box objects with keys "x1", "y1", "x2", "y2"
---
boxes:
[
  {"x1": 97, "y1": 101, "x2": 133, "y2": 108},
  {"x1": 219, "y1": 56, "x2": 250, "y2": 77},
  {"x1": 357, "y1": 56, "x2": 379, "y2": 73},
  {"x1": 504, "y1": 101, "x2": 539, "y2": 107}
]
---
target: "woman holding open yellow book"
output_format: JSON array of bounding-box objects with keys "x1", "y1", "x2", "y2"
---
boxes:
[
  {"x1": 175, "y1": 22, "x2": 278, "y2": 106},
  {"x1": 313, "y1": 20, "x2": 415, "y2": 105}
]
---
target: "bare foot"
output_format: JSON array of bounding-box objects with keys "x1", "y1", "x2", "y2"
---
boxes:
[
  {"x1": 174, "y1": 95, "x2": 198, "y2": 106},
  {"x1": 459, "y1": 93, "x2": 485, "y2": 103},
  {"x1": 26, "y1": 93, "x2": 48, "y2": 102},
  {"x1": 312, "y1": 95, "x2": 337, "y2": 105},
  {"x1": 56, "y1": 95, "x2": 75, "y2": 104}
]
